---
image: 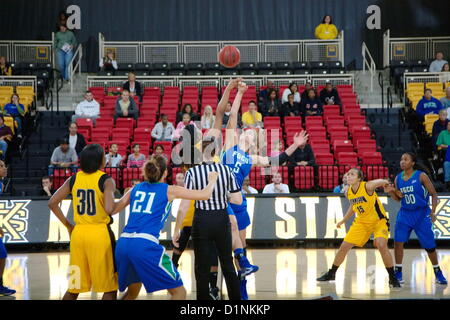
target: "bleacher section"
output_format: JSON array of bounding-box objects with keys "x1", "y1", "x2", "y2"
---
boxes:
[{"x1": 50, "y1": 82, "x2": 388, "y2": 192}]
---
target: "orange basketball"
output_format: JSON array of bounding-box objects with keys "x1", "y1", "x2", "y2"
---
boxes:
[{"x1": 218, "y1": 45, "x2": 241, "y2": 68}]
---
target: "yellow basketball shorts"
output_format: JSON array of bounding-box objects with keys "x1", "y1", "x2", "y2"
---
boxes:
[
  {"x1": 68, "y1": 224, "x2": 118, "y2": 294},
  {"x1": 344, "y1": 219, "x2": 389, "y2": 247}
]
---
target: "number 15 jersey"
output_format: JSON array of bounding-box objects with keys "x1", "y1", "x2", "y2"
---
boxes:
[
  {"x1": 71, "y1": 170, "x2": 112, "y2": 225},
  {"x1": 347, "y1": 181, "x2": 387, "y2": 224}
]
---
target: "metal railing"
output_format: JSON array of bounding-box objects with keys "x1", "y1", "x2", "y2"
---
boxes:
[
  {"x1": 383, "y1": 29, "x2": 450, "y2": 67},
  {"x1": 67, "y1": 44, "x2": 83, "y2": 94},
  {"x1": 99, "y1": 31, "x2": 345, "y2": 64},
  {"x1": 0, "y1": 33, "x2": 55, "y2": 68},
  {"x1": 362, "y1": 42, "x2": 376, "y2": 92},
  {"x1": 87, "y1": 74, "x2": 354, "y2": 91}
]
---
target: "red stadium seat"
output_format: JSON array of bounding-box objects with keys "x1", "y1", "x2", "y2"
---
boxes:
[
  {"x1": 96, "y1": 118, "x2": 114, "y2": 129},
  {"x1": 333, "y1": 140, "x2": 354, "y2": 155},
  {"x1": 305, "y1": 116, "x2": 323, "y2": 128},
  {"x1": 365, "y1": 165, "x2": 389, "y2": 180},
  {"x1": 137, "y1": 119, "x2": 156, "y2": 128},
  {"x1": 361, "y1": 152, "x2": 383, "y2": 165},
  {"x1": 115, "y1": 118, "x2": 135, "y2": 131},
  {"x1": 77, "y1": 128, "x2": 91, "y2": 141},
  {"x1": 336, "y1": 152, "x2": 358, "y2": 173},
  {"x1": 91, "y1": 127, "x2": 110, "y2": 141},
  {"x1": 315, "y1": 153, "x2": 335, "y2": 165},
  {"x1": 249, "y1": 167, "x2": 268, "y2": 190},
  {"x1": 122, "y1": 168, "x2": 144, "y2": 188},
  {"x1": 294, "y1": 166, "x2": 314, "y2": 190},
  {"x1": 112, "y1": 128, "x2": 132, "y2": 141},
  {"x1": 134, "y1": 127, "x2": 152, "y2": 141},
  {"x1": 104, "y1": 167, "x2": 122, "y2": 188},
  {"x1": 310, "y1": 143, "x2": 330, "y2": 154},
  {"x1": 318, "y1": 166, "x2": 339, "y2": 190}
]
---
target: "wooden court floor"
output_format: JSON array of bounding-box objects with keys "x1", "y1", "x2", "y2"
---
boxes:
[{"x1": 1, "y1": 248, "x2": 449, "y2": 300}]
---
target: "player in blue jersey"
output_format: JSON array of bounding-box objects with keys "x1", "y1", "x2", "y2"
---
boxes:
[
  {"x1": 219, "y1": 81, "x2": 308, "y2": 299},
  {"x1": 385, "y1": 152, "x2": 447, "y2": 285},
  {"x1": 112, "y1": 155, "x2": 219, "y2": 300}
]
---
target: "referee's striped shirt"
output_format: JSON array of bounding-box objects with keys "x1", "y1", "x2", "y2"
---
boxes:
[{"x1": 184, "y1": 162, "x2": 240, "y2": 211}]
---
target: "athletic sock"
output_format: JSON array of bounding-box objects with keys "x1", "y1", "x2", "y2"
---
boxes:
[
  {"x1": 329, "y1": 264, "x2": 339, "y2": 275},
  {"x1": 433, "y1": 265, "x2": 441, "y2": 274},
  {"x1": 209, "y1": 272, "x2": 218, "y2": 288},
  {"x1": 0, "y1": 276, "x2": 3, "y2": 286},
  {"x1": 386, "y1": 267, "x2": 396, "y2": 280},
  {"x1": 395, "y1": 264, "x2": 402, "y2": 272}
]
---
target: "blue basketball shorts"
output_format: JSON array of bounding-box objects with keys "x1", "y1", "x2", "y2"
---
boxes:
[
  {"x1": 228, "y1": 202, "x2": 251, "y2": 231},
  {"x1": 0, "y1": 236, "x2": 6, "y2": 259},
  {"x1": 394, "y1": 209, "x2": 436, "y2": 249},
  {"x1": 115, "y1": 237, "x2": 183, "y2": 293}
]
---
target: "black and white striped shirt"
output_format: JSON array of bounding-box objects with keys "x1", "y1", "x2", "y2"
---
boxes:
[{"x1": 184, "y1": 162, "x2": 240, "y2": 211}]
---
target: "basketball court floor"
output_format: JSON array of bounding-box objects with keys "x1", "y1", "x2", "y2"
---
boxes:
[{"x1": 1, "y1": 248, "x2": 449, "y2": 300}]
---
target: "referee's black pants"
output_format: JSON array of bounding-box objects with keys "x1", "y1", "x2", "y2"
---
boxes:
[{"x1": 192, "y1": 208, "x2": 241, "y2": 300}]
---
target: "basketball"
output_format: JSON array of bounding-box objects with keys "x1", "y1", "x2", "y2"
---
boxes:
[{"x1": 218, "y1": 45, "x2": 241, "y2": 68}]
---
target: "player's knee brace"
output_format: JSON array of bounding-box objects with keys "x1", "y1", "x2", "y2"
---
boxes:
[{"x1": 425, "y1": 247, "x2": 436, "y2": 253}]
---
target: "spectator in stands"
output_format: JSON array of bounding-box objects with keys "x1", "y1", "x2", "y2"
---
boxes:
[
  {"x1": 440, "y1": 63, "x2": 450, "y2": 82},
  {"x1": 436, "y1": 122, "x2": 450, "y2": 153},
  {"x1": 105, "y1": 143, "x2": 123, "y2": 167},
  {"x1": 152, "y1": 144, "x2": 169, "y2": 163},
  {"x1": 242, "y1": 177, "x2": 258, "y2": 194},
  {"x1": 320, "y1": 82, "x2": 341, "y2": 106},
  {"x1": 242, "y1": 101, "x2": 263, "y2": 129},
  {"x1": 258, "y1": 81, "x2": 275, "y2": 104},
  {"x1": 3, "y1": 94, "x2": 25, "y2": 139},
  {"x1": 176, "y1": 104, "x2": 198, "y2": 124},
  {"x1": 54, "y1": 23, "x2": 77, "y2": 81},
  {"x1": 261, "y1": 89, "x2": 281, "y2": 117},
  {"x1": 48, "y1": 138, "x2": 78, "y2": 175},
  {"x1": 124, "y1": 179, "x2": 140, "y2": 194},
  {"x1": 301, "y1": 89, "x2": 323, "y2": 116},
  {"x1": 315, "y1": 15, "x2": 338, "y2": 40},
  {"x1": 287, "y1": 142, "x2": 316, "y2": 166},
  {"x1": 71, "y1": 91, "x2": 100, "y2": 123},
  {"x1": 99, "y1": 50, "x2": 118, "y2": 72},
  {"x1": 123, "y1": 72, "x2": 142, "y2": 101},
  {"x1": 65, "y1": 122, "x2": 86, "y2": 155},
  {"x1": 151, "y1": 114, "x2": 175, "y2": 141},
  {"x1": 173, "y1": 113, "x2": 197, "y2": 141},
  {"x1": 301, "y1": 81, "x2": 315, "y2": 100},
  {"x1": 127, "y1": 143, "x2": 146, "y2": 168},
  {"x1": 270, "y1": 140, "x2": 283, "y2": 157},
  {"x1": 415, "y1": 88, "x2": 443, "y2": 118},
  {"x1": 432, "y1": 109, "x2": 449, "y2": 149},
  {"x1": 0, "y1": 57, "x2": 12, "y2": 76},
  {"x1": 262, "y1": 172, "x2": 290, "y2": 194},
  {"x1": 114, "y1": 89, "x2": 139, "y2": 122},
  {"x1": 429, "y1": 51, "x2": 448, "y2": 73},
  {"x1": 200, "y1": 105, "x2": 215, "y2": 129},
  {"x1": 441, "y1": 87, "x2": 450, "y2": 111},
  {"x1": 333, "y1": 173, "x2": 349, "y2": 193},
  {"x1": 443, "y1": 148, "x2": 450, "y2": 190},
  {"x1": 442, "y1": 63, "x2": 450, "y2": 72},
  {"x1": 282, "y1": 83, "x2": 301, "y2": 104},
  {"x1": 175, "y1": 172, "x2": 185, "y2": 186},
  {"x1": 0, "y1": 116, "x2": 13, "y2": 160},
  {"x1": 40, "y1": 176, "x2": 54, "y2": 197},
  {"x1": 222, "y1": 101, "x2": 242, "y2": 128},
  {"x1": 56, "y1": 10, "x2": 69, "y2": 30},
  {"x1": 280, "y1": 93, "x2": 301, "y2": 117}
]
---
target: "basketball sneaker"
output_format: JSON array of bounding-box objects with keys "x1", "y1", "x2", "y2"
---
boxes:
[
  {"x1": 389, "y1": 277, "x2": 402, "y2": 291},
  {"x1": 435, "y1": 270, "x2": 448, "y2": 285},
  {"x1": 316, "y1": 270, "x2": 336, "y2": 282},
  {"x1": 394, "y1": 270, "x2": 404, "y2": 284},
  {"x1": 0, "y1": 285, "x2": 16, "y2": 296},
  {"x1": 209, "y1": 286, "x2": 220, "y2": 300},
  {"x1": 238, "y1": 255, "x2": 259, "y2": 276},
  {"x1": 238, "y1": 271, "x2": 248, "y2": 300}
]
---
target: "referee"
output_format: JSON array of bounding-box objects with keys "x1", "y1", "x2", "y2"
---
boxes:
[{"x1": 184, "y1": 137, "x2": 242, "y2": 300}]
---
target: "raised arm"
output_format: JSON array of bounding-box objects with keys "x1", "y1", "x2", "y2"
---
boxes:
[
  {"x1": 48, "y1": 178, "x2": 73, "y2": 235},
  {"x1": 251, "y1": 131, "x2": 308, "y2": 167},
  {"x1": 420, "y1": 172, "x2": 438, "y2": 222},
  {"x1": 206, "y1": 78, "x2": 242, "y2": 140},
  {"x1": 384, "y1": 176, "x2": 404, "y2": 201},
  {"x1": 225, "y1": 81, "x2": 248, "y2": 150},
  {"x1": 167, "y1": 171, "x2": 219, "y2": 202}
]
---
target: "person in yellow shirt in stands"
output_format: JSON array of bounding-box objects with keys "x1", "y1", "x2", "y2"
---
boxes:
[
  {"x1": 242, "y1": 101, "x2": 263, "y2": 129},
  {"x1": 315, "y1": 15, "x2": 338, "y2": 40}
]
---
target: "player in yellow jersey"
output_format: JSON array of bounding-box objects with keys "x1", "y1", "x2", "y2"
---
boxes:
[
  {"x1": 48, "y1": 144, "x2": 118, "y2": 300},
  {"x1": 317, "y1": 168, "x2": 401, "y2": 290}
]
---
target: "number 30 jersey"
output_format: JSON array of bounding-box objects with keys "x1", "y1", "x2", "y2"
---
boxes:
[
  {"x1": 124, "y1": 182, "x2": 172, "y2": 238},
  {"x1": 70, "y1": 170, "x2": 112, "y2": 225},
  {"x1": 396, "y1": 170, "x2": 430, "y2": 210},
  {"x1": 347, "y1": 181, "x2": 387, "y2": 224}
]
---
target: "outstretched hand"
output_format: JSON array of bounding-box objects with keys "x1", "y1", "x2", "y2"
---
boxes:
[
  {"x1": 237, "y1": 81, "x2": 248, "y2": 94},
  {"x1": 293, "y1": 131, "x2": 309, "y2": 147},
  {"x1": 226, "y1": 78, "x2": 243, "y2": 91}
]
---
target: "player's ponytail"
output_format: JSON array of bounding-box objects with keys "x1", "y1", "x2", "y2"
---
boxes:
[
  {"x1": 143, "y1": 155, "x2": 167, "y2": 183},
  {"x1": 404, "y1": 152, "x2": 431, "y2": 177}
]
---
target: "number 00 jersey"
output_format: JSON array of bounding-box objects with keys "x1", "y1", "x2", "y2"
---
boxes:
[
  {"x1": 347, "y1": 181, "x2": 387, "y2": 223},
  {"x1": 70, "y1": 171, "x2": 112, "y2": 225},
  {"x1": 396, "y1": 170, "x2": 429, "y2": 210}
]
